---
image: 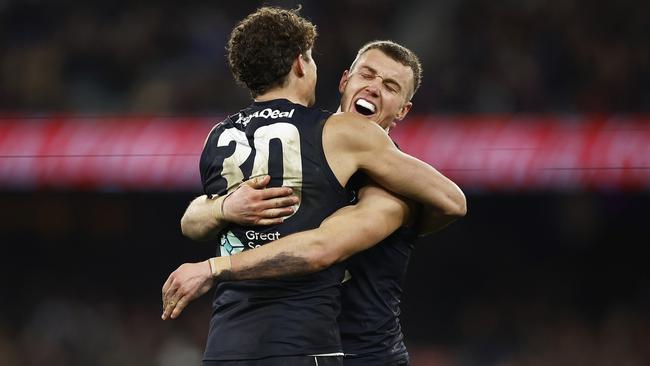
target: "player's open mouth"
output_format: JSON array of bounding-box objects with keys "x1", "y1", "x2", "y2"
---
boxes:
[{"x1": 354, "y1": 98, "x2": 376, "y2": 116}]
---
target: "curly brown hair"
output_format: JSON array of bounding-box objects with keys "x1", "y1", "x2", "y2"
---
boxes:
[
  {"x1": 227, "y1": 7, "x2": 317, "y2": 97},
  {"x1": 353, "y1": 40, "x2": 423, "y2": 99}
]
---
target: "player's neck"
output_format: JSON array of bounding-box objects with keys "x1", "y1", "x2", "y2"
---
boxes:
[{"x1": 255, "y1": 86, "x2": 311, "y2": 107}]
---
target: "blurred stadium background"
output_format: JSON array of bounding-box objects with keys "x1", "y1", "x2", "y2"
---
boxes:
[{"x1": 1, "y1": 0, "x2": 649, "y2": 365}]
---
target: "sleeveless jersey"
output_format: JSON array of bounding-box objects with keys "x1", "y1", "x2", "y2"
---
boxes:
[
  {"x1": 338, "y1": 226, "x2": 417, "y2": 365},
  {"x1": 199, "y1": 99, "x2": 352, "y2": 360}
]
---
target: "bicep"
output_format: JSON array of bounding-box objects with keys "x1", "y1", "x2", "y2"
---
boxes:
[
  {"x1": 328, "y1": 114, "x2": 443, "y2": 203},
  {"x1": 359, "y1": 144, "x2": 429, "y2": 190},
  {"x1": 357, "y1": 142, "x2": 462, "y2": 211}
]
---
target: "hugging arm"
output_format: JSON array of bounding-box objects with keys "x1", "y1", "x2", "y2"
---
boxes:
[
  {"x1": 162, "y1": 183, "x2": 410, "y2": 319},
  {"x1": 180, "y1": 175, "x2": 298, "y2": 241},
  {"x1": 323, "y1": 112, "x2": 467, "y2": 234},
  {"x1": 223, "y1": 183, "x2": 411, "y2": 279}
]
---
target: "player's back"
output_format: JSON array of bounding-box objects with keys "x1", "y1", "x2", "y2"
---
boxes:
[
  {"x1": 200, "y1": 99, "x2": 352, "y2": 360},
  {"x1": 338, "y1": 227, "x2": 417, "y2": 365}
]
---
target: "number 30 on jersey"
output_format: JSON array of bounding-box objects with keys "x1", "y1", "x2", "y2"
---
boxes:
[{"x1": 216, "y1": 123, "x2": 303, "y2": 196}]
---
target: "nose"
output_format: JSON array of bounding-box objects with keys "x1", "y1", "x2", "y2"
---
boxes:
[{"x1": 364, "y1": 77, "x2": 381, "y2": 96}]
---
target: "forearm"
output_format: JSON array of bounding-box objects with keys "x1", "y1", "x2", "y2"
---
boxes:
[
  {"x1": 213, "y1": 213, "x2": 368, "y2": 281},
  {"x1": 209, "y1": 228, "x2": 326, "y2": 281},
  {"x1": 180, "y1": 195, "x2": 228, "y2": 241},
  {"x1": 209, "y1": 186, "x2": 409, "y2": 281}
]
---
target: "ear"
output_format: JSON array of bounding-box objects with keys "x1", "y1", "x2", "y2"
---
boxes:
[
  {"x1": 294, "y1": 54, "x2": 306, "y2": 77},
  {"x1": 395, "y1": 101, "x2": 413, "y2": 121},
  {"x1": 338, "y1": 70, "x2": 350, "y2": 94}
]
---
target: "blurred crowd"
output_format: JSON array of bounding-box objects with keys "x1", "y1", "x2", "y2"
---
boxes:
[
  {"x1": 411, "y1": 300, "x2": 650, "y2": 366},
  {"x1": 1, "y1": 192, "x2": 648, "y2": 365},
  {"x1": 1, "y1": 296, "x2": 648, "y2": 366},
  {"x1": 0, "y1": 296, "x2": 210, "y2": 366},
  {"x1": 0, "y1": 0, "x2": 648, "y2": 114}
]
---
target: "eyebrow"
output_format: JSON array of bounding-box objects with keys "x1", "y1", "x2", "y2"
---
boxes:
[{"x1": 359, "y1": 66, "x2": 403, "y2": 92}]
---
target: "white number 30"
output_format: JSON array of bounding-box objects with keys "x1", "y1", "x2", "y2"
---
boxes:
[{"x1": 216, "y1": 123, "x2": 303, "y2": 196}]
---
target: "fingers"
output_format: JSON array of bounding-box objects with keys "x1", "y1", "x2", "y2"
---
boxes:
[
  {"x1": 162, "y1": 298, "x2": 174, "y2": 320},
  {"x1": 248, "y1": 196, "x2": 297, "y2": 225},
  {"x1": 161, "y1": 275, "x2": 179, "y2": 320},
  {"x1": 244, "y1": 175, "x2": 271, "y2": 189},
  {"x1": 162, "y1": 286, "x2": 185, "y2": 320},
  {"x1": 255, "y1": 218, "x2": 286, "y2": 226},
  {"x1": 170, "y1": 296, "x2": 189, "y2": 319},
  {"x1": 162, "y1": 296, "x2": 174, "y2": 320},
  {"x1": 162, "y1": 290, "x2": 178, "y2": 320},
  {"x1": 162, "y1": 275, "x2": 175, "y2": 307},
  {"x1": 162, "y1": 275, "x2": 172, "y2": 299},
  {"x1": 264, "y1": 206, "x2": 295, "y2": 218},
  {"x1": 259, "y1": 195, "x2": 299, "y2": 210},
  {"x1": 252, "y1": 206, "x2": 295, "y2": 225},
  {"x1": 243, "y1": 176, "x2": 295, "y2": 200},
  {"x1": 259, "y1": 186, "x2": 294, "y2": 200}
]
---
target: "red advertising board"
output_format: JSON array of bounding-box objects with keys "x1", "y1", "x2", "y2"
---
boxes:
[{"x1": 1, "y1": 115, "x2": 648, "y2": 191}]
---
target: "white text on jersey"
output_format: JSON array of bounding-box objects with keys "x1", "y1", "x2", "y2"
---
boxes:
[{"x1": 236, "y1": 108, "x2": 295, "y2": 126}]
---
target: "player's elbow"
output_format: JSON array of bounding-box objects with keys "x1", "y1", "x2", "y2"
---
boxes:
[
  {"x1": 180, "y1": 213, "x2": 194, "y2": 237},
  {"x1": 441, "y1": 186, "x2": 467, "y2": 219},
  {"x1": 449, "y1": 191, "x2": 467, "y2": 218},
  {"x1": 180, "y1": 214, "x2": 191, "y2": 236},
  {"x1": 180, "y1": 214, "x2": 209, "y2": 241}
]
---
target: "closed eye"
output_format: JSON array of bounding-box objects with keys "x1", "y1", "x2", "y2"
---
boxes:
[{"x1": 384, "y1": 83, "x2": 398, "y2": 93}]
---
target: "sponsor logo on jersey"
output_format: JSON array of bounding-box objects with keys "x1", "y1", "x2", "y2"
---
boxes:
[
  {"x1": 235, "y1": 108, "x2": 295, "y2": 126},
  {"x1": 221, "y1": 230, "x2": 283, "y2": 252},
  {"x1": 245, "y1": 230, "x2": 282, "y2": 249},
  {"x1": 221, "y1": 231, "x2": 245, "y2": 256}
]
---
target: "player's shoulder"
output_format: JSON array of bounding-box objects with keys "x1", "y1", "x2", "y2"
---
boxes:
[
  {"x1": 324, "y1": 112, "x2": 390, "y2": 147},
  {"x1": 325, "y1": 112, "x2": 384, "y2": 135},
  {"x1": 326, "y1": 111, "x2": 376, "y2": 127},
  {"x1": 202, "y1": 115, "x2": 236, "y2": 149}
]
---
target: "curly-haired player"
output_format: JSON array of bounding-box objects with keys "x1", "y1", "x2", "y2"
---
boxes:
[{"x1": 162, "y1": 7, "x2": 465, "y2": 366}]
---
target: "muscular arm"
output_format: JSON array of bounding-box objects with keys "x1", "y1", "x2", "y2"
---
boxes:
[
  {"x1": 219, "y1": 183, "x2": 411, "y2": 280},
  {"x1": 180, "y1": 175, "x2": 299, "y2": 241},
  {"x1": 324, "y1": 112, "x2": 467, "y2": 223},
  {"x1": 162, "y1": 184, "x2": 411, "y2": 319}
]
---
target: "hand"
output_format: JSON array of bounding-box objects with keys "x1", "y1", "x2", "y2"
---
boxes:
[
  {"x1": 161, "y1": 261, "x2": 214, "y2": 320},
  {"x1": 223, "y1": 175, "x2": 299, "y2": 226}
]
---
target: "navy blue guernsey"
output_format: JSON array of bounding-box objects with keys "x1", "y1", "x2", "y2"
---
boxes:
[
  {"x1": 339, "y1": 222, "x2": 417, "y2": 364},
  {"x1": 199, "y1": 99, "x2": 352, "y2": 360}
]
